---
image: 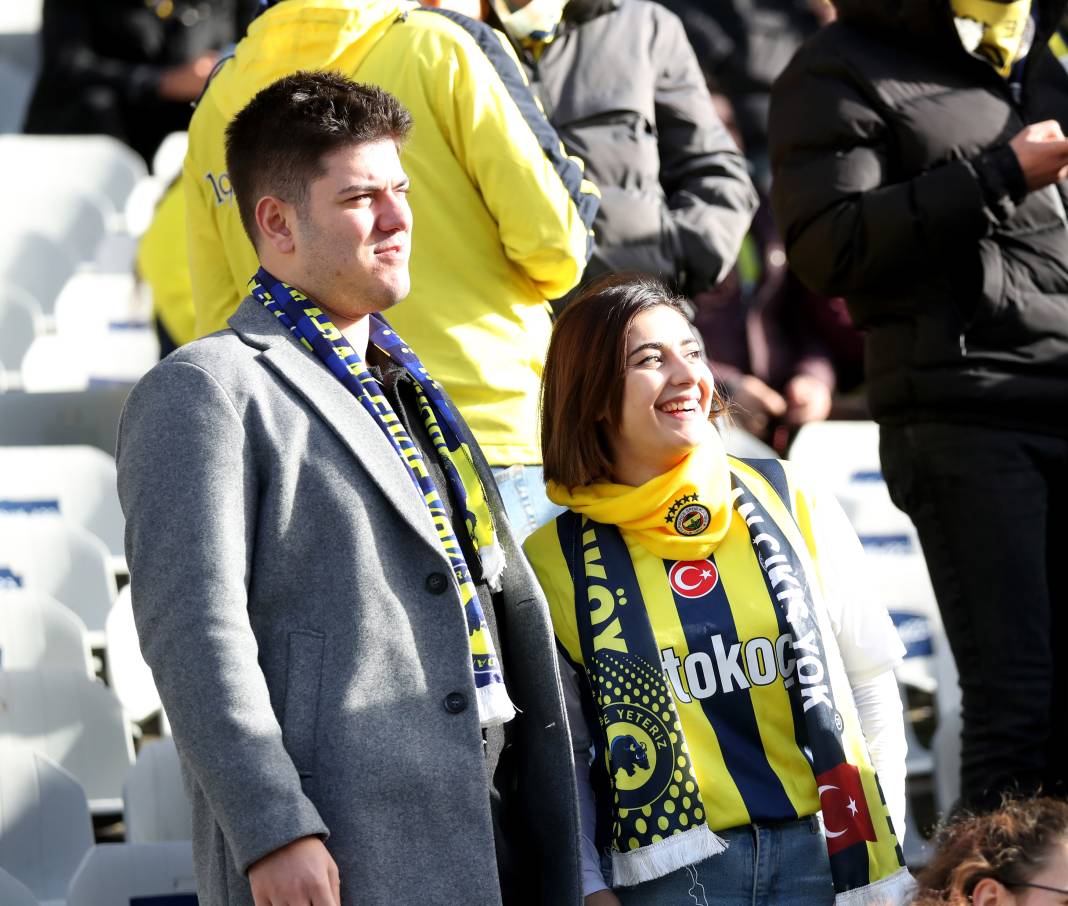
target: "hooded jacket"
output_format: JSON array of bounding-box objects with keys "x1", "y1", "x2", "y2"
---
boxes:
[
  {"x1": 184, "y1": 0, "x2": 598, "y2": 465},
  {"x1": 494, "y1": 0, "x2": 756, "y2": 297},
  {"x1": 769, "y1": 0, "x2": 1068, "y2": 431}
]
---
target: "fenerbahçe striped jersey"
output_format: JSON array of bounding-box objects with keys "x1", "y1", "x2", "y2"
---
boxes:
[{"x1": 524, "y1": 459, "x2": 905, "y2": 832}]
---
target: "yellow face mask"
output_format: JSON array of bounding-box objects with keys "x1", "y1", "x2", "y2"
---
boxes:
[{"x1": 951, "y1": 0, "x2": 1034, "y2": 77}]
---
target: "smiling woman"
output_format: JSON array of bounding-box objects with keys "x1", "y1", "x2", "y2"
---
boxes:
[{"x1": 524, "y1": 275, "x2": 915, "y2": 906}]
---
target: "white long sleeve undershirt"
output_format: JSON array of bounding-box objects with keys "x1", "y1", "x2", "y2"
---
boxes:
[{"x1": 568, "y1": 666, "x2": 908, "y2": 897}]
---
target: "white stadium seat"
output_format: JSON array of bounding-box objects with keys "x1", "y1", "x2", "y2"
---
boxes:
[
  {"x1": 21, "y1": 330, "x2": 159, "y2": 394},
  {"x1": 124, "y1": 739, "x2": 192, "y2": 844},
  {"x1": 0, "y1": 231, "x2": 78, "y2": 316},
  {"x1": 0, "y1": 740, "x2": 94, "y2": 904},
  {"x1": 0, "y1": 668, "x2": 135, "y2": 814},
  {"x1": 66, "y1": 841, "x2": 197, "y2": 906},
  {"x1": 0, "y1": 135, "x2": 147, "y2": 218},
  {"x1": 933, "y1": 625, "x2": 963, "y2": 815},
  {"x1": 0, "y1": 866, "x2": 38, "y2": 906},
  {"x1": 0, "y1": 444, "x2": 125, "y2": 563},
  {"x1": 106, "y1": 587, "x2": 161, "y2": 724},
  {"x1": 123, "y1": 176, "x2": 166, "y2": 238},
  {"x1": 93, "y1": 233, "x2": 140, "y2": 274},
  {"x1": 152, "y1": 132, "x2": 189, "y2": 184},
  {"x1": 0, "y1": 287, "x2": 42, "y2": 380},
  {"x1": 0, "y1": 591, "x2": 93, "y2": 675},
  {"x1": 53, "y1": 272, "x2": 150, "y2": 336},
  {"x1": 0, "y1": 187, "x2": 110, "y2": 264},
  {"x1": 0, "y1": 520, "x2": 117, "y2": 647}
]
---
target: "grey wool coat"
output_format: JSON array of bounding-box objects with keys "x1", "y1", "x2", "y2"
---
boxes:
[{"x1": 116, "y1": 298, "x2": 582, "y2": 906}]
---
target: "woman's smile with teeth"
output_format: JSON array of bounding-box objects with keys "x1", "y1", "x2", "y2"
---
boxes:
[{"x1": 659, "y1": 399, "x2": 698, "y2": 415}]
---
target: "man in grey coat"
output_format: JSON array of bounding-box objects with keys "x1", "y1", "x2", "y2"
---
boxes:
[{"x1": 117, "y1": 71, "x2": 581, "y2": 906}]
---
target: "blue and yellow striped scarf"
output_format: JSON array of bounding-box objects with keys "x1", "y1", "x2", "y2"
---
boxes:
[
  {"x1": 250, "y1": 269, "x2": 514, "y2": 726},
  {"x1": 538, "y1": 452, "x2": 912, "y2": 900}
]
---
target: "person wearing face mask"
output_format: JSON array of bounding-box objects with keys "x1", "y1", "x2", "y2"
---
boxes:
[
  {"x1": 523, "y1": 275, "x2": 913, "y2": 906},
  {"x1": 484, "y1": 0, "x2": 756, "y2": 304},
  {"x1": 769, "y1": 0, "x2": 1068, "y2": 815},
  {"x1": 911, "y1": 798, "x2": 1068, "y2": 906}
]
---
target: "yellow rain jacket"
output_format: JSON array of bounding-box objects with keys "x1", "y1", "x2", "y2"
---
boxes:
[{"x1": 184, "y1": 0, "x2": 599, "y2": 465}]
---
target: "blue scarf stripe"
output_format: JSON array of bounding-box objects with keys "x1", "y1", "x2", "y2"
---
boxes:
[
  {"x1": 564, "y1": 514, "x2": 710, "y2": 853},
  {"x1": 730, "y1": 472, "x2": 846, "y2": 770},
  {"x1": 662, "y1": 557, "x2": 798, "y2": 822},
  {"x1": 249, "y1": 271, "x2": 510, "y2": 709},
  {"x1": 731, "y1": 468, "x2": 884, "y2": 888}
]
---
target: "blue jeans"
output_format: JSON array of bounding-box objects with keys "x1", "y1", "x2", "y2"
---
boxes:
[
  {"x1": 615, "y1": 817, "x2": 834, "y2": 906},
  {"x1": 491, "y1": 464, "x2": 564, "y2": 544}
]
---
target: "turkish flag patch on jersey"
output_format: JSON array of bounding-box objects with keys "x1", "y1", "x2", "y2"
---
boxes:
[
  {"x1": 816, "y1": 762, "x2": 878, "y2": 855},
  {"x1": 668, "y1": 559, "x2": 720, "y2": 599}
]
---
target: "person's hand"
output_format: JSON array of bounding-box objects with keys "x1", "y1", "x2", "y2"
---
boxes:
[
  {"x1": 729, "y1": 375, "x2": 788, "y2": 437},
  {"x1": 585, "y1": 890, "x2": 624, "y2": 906},
  {"x1": 783, "y1": 374, "x2": 832, "y2": 427},
  {"x1": 248, "y1": 836, "x2": 340, "y2": 906},
  {"x1": 1008, "y1": 120, "x2": 1068, "y2": 192},
  {"x1": 158, "y1": 52, "x2": 220, "y2": 102}
]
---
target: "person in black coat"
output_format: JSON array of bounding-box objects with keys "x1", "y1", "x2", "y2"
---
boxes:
[
  {"x1": 24, "y1": 0, "x2": 258, "y2": 164},
  {"x1": 769, "y1": 0, "x2": 1068, "y2": 813}
]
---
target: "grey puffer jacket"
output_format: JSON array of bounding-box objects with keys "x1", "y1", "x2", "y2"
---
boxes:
[{"x1": 496, "y1": 0, "x2": 757, "y2": 296}]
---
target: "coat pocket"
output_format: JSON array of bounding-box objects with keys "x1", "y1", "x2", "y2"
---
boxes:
[{"x1": 281, "y1": 630, "x2": 324, "y2": 779}]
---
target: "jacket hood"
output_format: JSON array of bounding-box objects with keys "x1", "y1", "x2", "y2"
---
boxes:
[
  {"x1": 832, "y1": 0, "x2": 1066, "y2": 47},
  {"x1": 208, "y1": 0, "x2": 414, "y2": 121}
]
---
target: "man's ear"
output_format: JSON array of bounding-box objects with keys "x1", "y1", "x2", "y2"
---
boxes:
[
  {"x1": 972, "y1": 877, "x2": 1014, "y2": 906},
  {"x1": 254, "y1": 195, "x2": 296, "y2": 255}
]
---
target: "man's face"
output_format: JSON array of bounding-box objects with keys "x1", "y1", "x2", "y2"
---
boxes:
[{"x1": 292, "y1": 139, "x2": 412, "y2": 322}]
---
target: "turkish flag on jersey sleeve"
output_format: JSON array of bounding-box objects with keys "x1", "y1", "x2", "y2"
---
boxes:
[{"x1": 816, "y1": 762, "x2": 878, "y2": 855}]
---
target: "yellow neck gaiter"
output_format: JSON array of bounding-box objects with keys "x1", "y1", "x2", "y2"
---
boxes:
[
  {"x1": 951, "y1": 0, "x2": 1034, "y2": 77},
  {"x1": 547, "y1": 427, "x2": 733, "y2": 561}
]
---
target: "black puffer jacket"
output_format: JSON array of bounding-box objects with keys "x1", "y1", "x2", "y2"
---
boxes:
[
  {"x1": 496, "y1": 0, "x2": 757, "y2": 296},
  {"x1": 769, "y1": 0, "x2": 1068, "y2": 432}
]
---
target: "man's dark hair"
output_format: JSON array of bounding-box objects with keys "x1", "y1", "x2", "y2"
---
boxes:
[{"x1": 225, "y1": 70, "x2": 413, "y2": 246}]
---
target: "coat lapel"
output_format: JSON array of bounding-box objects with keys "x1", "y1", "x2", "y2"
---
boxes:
[{"x1": 228, "y1": 297, "x2": 442, "y2": 552}]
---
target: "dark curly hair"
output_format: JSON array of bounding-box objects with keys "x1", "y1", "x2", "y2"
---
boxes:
[{"x1": 912, "y1": 798, "x2": 1068, "y2": 905}]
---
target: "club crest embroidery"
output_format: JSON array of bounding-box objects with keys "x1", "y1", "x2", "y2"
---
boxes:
[{"x1": 666, "y1": 493, "x2": 712, "y2": 537}]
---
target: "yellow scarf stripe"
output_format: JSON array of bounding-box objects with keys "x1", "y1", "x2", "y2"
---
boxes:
[{"x1": 713, "y1": 516, "x2": 822, "y2": 818}]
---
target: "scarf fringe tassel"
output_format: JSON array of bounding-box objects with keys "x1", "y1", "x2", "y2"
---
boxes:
[
  {"x1": 476, "y1": 681, "x2": 516, "y2": 728},
  {"x1": 611, "y1": 825, "x2": 728, "y2": 889},
  {"x1": 834, "y1": 867, "x2": 917, "y2": 906},
  {"x1": 481, "y1": 538, "x2": 506, "y2": 593}
]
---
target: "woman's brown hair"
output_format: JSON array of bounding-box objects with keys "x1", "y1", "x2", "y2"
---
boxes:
[
  {"x1": 911, "y1": 798, "x2": 1068, "y2": 905},
  {"x1": 540, "y1": 273, "x2": 724, "y2": 488}
]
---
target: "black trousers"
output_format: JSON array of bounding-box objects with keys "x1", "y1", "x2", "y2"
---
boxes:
[{"x1": 880, "y1": 422, "x2": 1068, "y2": 812}]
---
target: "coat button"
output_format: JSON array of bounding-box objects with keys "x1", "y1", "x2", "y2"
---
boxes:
[
  {"x1": 443, "y1": 692, "x2": 467, "y2": 714},
  {"x1": 425, "y1": 572, "x2": 448, "y2": 594}
]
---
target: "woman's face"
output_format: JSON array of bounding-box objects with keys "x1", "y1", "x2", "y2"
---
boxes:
[
  {"x1": 1016, "y1": 842, "x2": 1068, "y2": 905},
  {"x1": 974, "y1": 842, "x2": 1068, "y2": 905},
  {"x1": 607, "y1": 305, "x2": 714, "y2": 484}
]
